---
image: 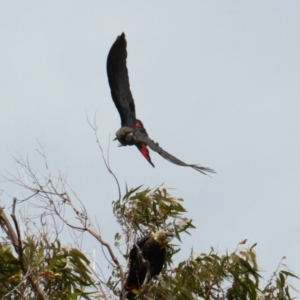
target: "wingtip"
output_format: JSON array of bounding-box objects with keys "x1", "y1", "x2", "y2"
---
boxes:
[
  {"x1": 119, "y1": 32, "x2": 126, "y2": 40},
  {"x1": 111, "y1": 32, "x2": 126, "y2": 49},
  {"x1": 193, "y1": 166, "x2": 216, "y2": 176}
]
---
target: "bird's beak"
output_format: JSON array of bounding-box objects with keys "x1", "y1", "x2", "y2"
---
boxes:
[
  {"x1": 166, "y1": 232, "x2": 174, "y2": 242},
  {"x1": 113, "y1": 136, "x2": 124, "y2": 147}
]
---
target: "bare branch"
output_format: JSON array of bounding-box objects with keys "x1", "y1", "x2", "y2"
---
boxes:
[
  {"x1": 2, "y1": 136, "x2": 127, "y2": 299},
  {"x1": 0, "y1": 202, "x2": 48, "y2": 300},
  {"x1": 87, "y1": 113, "x2": 121, "y2": 202},
  {"x1": 65, "y1": 194, "x2": 125, "y2": 288},
  {"x1": 135, "y1": 243, "x2": 151, "y2": 288},
  {"x1": 0, "y1": 206, "x2": 19, "y2": 252}
]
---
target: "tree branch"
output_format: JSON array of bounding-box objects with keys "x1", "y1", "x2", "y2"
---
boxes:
[{"x1": 0, "y1": 200, "x2": 48, "y2": 300}]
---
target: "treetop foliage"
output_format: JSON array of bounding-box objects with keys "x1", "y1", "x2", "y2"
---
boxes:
[{"x1": 0, "y1": 144, "x2": 298, "y2": 299}]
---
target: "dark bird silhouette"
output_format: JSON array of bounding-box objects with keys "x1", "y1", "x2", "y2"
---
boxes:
[
  {"x1": 124, "y1": 231, "x2": 174, "y2": 300},
  {"x1": 107, "y1": 32, "x2": 215, "y2": 175}
]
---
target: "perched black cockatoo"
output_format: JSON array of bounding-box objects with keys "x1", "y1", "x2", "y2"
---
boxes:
[
  {"x1": 124, "y1": 231, "x2": 174, "y2": 300},
  {"x1": 107, "y1": 32, "x2": 215, "y2": 175}
]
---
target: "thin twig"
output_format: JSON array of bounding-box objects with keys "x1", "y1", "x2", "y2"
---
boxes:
[{"x1": 87, "y1": 113, "x2": 121, "y2": 201}]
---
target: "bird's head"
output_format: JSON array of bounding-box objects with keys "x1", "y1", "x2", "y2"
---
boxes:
[
  {"x1": 115, "y1": 127, "x2": 136, "y2": 146},
  {"x1": 153, "y1": 231, "x2": 174, "y2": 248}
]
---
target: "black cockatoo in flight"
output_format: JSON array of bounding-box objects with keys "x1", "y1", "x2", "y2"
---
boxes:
[
  {"x1": 107, "y1": 33, "x2": 215, "y2": 175},
  {"x1": 124, "y1": 231, "x2": 174, "y2": 300}
]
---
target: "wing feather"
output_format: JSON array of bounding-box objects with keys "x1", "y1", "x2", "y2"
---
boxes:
[
  {"x1": 107, "y1": 33, "x2": 136, "y2": 127},
  {"x1": 150, "y1": 248, "x2": 165, "y2": 277},
  {"x1": 135, "y1": 132, "x2": 215, "y2": 175},
  {"x1": 135, "y1": 143, "x2": 155, "y2": 167},
  {"x1": 134, "y1": 119, "x2": 155, "y2": 167}
]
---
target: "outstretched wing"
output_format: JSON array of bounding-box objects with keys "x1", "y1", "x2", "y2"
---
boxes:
[
  {"x1": 135, "y1": 132, "x2": 215, "y2": 175},
  {"x1": 107, "y1": 33, "x2": 136, "y2": 128}
]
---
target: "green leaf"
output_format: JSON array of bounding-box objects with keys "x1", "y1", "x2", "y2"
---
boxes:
[{"x1": 281, "y1": 270, "x2": 299, "y2": 279}]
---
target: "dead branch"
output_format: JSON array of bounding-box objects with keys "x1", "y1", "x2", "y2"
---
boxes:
[
  {"x1": 3, "y1": 134, "x2": 128, "y2": 299},
  {"x1": 65, "y1": 194, "x2": 125, "y2": 291},
  {"x1": 0, "y1": 200, "x2": 47, "y2": 300},
  {"x1": 87, "y1": 113, "x2": 121, "y2": 202},
  {"x1": 135, "y1": 243, "x2": 151, "y2": 288}
]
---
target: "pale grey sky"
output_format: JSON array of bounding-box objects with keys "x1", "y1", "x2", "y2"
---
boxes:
[{"x1": 1, "y1": 1, "x2": 300, "y2": 294}]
